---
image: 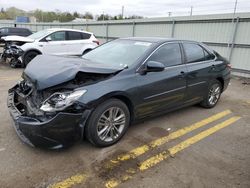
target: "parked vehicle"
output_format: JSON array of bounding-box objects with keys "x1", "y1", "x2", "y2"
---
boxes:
[
  {"x1": 7, "y1": 37, "x2": 231, "y2": 149},
  {"x1": 0, "y1": 27, "x2": 32, "y2": 42},
  {"x1": 1, "y1": 28, "x2": 99, "y2": 67}
]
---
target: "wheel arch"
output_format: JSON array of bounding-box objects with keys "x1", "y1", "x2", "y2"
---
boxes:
[
  {"x1": 82, "y1": 48, "x2": 92, "y2": 55},
  {"x1": 89, "y1": 92, "x2": 135, "y2": 122},
  {"x1": 112, "y1": 95, "x2": 135, "y2": 122},
  {"x1": 216, "y1": 77, "x2": 224, "y2": 91},
  {"x1": 23, "y1": 48, "x2": 42, "y2": 57},
  {"x1": 22, "y1": 49, "x2": 42, "y2": 66},
  {"x1": 81, "y1": 43, "x2": 96, "y2": 55}
]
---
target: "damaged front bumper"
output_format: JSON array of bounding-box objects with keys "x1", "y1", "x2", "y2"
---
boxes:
[
  {"x1": 7, "y1": 90, "x2": 90, "y2": 149},
  {"x1": 2, "y1": 45, "x2": 24, "y2": 67}
]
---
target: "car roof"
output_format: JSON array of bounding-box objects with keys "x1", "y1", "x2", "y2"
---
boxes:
[
  {"x1": 45, "y1": 28, "x2": 93, "y2": 35},
  {"x1": 121, "y1": 37, "x2": 199, "y2": 44}
]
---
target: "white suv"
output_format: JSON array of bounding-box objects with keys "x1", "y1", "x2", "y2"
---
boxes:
[{"x1": 2, "y1": 28, "x2": 99, "y2": 66}]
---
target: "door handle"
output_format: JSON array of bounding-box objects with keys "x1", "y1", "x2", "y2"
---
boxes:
[
  {"x1": 179, "y1": 71, "x2": 185, "y2": 78},
  {"x1": 211, "y1": 64, "x2": 216, "y2": 70}
]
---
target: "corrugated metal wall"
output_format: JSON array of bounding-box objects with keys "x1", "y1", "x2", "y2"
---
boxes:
[{"x1": 1, "y1": 13, "x2": 250, "y2": 77}]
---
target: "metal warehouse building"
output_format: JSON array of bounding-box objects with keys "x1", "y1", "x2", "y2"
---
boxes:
[{"x1": 1, "y1": 12, "x2": 250, "y2": 77}]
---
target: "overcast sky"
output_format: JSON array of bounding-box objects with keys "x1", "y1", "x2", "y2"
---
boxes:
[{"x1": 0, "y1": 0, "x2": 250, "y2": 17}]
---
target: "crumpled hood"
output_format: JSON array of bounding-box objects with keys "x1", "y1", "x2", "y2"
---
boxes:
[
  {"x1": 1, "y1": 35, "x2": 34, "y2": 43},
  {"x1": 23, "y1": 55, "x2": 122, "y2": 90}
]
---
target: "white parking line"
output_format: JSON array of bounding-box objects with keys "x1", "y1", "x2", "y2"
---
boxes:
[{"x1": 0, "y1": 148, "x2": 6, "y2": 152}]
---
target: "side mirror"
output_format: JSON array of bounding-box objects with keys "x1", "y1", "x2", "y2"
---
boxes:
[
  {"x1": 146, "y1": 61, "x2": 165, "y2": 72},
  {"x1": 45, "y1": 36, "x2": 52, "y2": 42}
]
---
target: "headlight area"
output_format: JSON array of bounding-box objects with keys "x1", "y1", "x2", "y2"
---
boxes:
[
  {"x1": 40, "y1": 90, "x2": 87, "y2": 112},
  {"x1": 8, "y1": 89, "x2": 88, "y2": 149}
]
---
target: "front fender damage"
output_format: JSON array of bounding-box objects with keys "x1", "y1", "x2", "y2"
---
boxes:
[{"x1": 7, "y1": 84, "x2": 92, "y2": 149}]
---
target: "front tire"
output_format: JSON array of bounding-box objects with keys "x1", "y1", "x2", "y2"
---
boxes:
[
  {"x1": 200, "y1": 80, "x2": 222, "y2": 108},
  {"x1": 85, "y1": 99, "x2": 130, "y2": 147},
  {"x1": 23, "y1": 51, "x2": 39, "y2": 66}
]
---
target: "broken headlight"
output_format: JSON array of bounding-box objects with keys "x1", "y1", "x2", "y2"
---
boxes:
[{"x1": 40, "y1": 90, "x2": 87, "y2": 112}]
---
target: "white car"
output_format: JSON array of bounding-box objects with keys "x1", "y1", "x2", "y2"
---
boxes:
[{"x1": 2, "y1": 28, "x2": 99, "y2": 66}]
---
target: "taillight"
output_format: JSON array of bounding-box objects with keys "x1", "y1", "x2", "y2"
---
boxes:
[{"x1": 93, "y1": 40, "x2": 100, "y2": 45}]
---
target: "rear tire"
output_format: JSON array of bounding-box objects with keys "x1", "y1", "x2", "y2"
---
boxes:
[
  {"x1": 23, "y1": 51, "x2": 39, "y2": 66},
  {"x1": 85, "y1": 99, "x2": 130, "y2": 147},
  {"x1": 82, "y1": 49, "x2": 92, "y2": 55},
  {"x1": 200, "y1": 80, "x2": 222, "y2": 108}
]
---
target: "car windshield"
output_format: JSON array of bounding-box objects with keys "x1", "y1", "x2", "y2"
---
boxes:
[
  {"x1": 28, "y1": 29, "x2": 51, "y2": 40},
  {"x1": 82, "y1": 39, "x2": 152, "y2": 68}
]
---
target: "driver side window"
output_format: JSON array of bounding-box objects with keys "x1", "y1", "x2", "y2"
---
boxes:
[
  {"x1": 49, "y1": 31, "x2": 66, "y2": 41},
  {"x1": 148, "y1": 43, "x2": 182, "y2": 67}
]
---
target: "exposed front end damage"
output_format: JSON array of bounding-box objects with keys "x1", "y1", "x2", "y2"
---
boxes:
[
  {"x1": 7, "y1": 55, "x2": 122, "y2": 149},
  {"x1": 1, "y1": 43, "x2": 24, "y2": 67},
  {"x1": 1, "y1": 36, "x2": 32, "y2": 67},
  {"x1": 7, "y1": 77, "x2": 112, "y2": 149},
  {"x1": 7, "y1": 81, "x2": 87, "y2": 149}
]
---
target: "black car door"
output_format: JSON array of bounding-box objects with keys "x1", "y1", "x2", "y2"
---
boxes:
[
  {"x1": 135, "y1": 42, "x2": 187, "y2": 118},
  {"x1": 182, "y1": 42, "x2": 216, "y2": 104}
]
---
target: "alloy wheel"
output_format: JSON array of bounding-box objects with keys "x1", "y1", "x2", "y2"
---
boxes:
[
  {"x1": 97, "y1": 107, "x2": 126, "y2": 142},
  {"x1": 208, "y1": 84, "x2": 221, "y2": 106}
]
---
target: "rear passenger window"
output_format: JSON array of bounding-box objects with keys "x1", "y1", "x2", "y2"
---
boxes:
[
  {"x1": 81, "y1": 32, "x2": 91, "y2": 39},
  {"x1": 148, "y1": 43, "x2": 182, "y2": 67},
  {"x1": 67, "y1": 31, "x2": 82, "y2": 40},
  {"x1": 183, "y1": 43, "x2": 205, "y2": 63}
]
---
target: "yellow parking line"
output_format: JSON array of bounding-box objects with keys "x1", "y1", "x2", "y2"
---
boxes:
[
  {"x1": 106, "y1": 110, "x2": 232, "y2": 169},
  {"x1": 48, "y1": 174, "x2": 88, "y2": 188},
  {"x1": 139, "y1": 116, "x2": 241, "y2": 170},
  {"x1": 105, "y1": 116, "x2": 241, "y2": 188},
  {"x1": 47, "y1": 110, "x2": 232, "y2": 188}
]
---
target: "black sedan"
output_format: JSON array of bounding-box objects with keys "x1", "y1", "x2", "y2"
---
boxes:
[
  {"x1": 7, "y1": 37, "x2": 231, "y2": 149},
  {"x1": 0, "y1": 27, "x2": 32, "y2": 42}
]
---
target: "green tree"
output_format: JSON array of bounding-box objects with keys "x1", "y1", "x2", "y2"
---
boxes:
[
  {"x1": 97, "y1": 14, "x2": 110, "y2": 21},
  {"x1": 83, "y1": 12, "x2": 93, "y2": 19},
  {"x1": 73, "y1": 11, "x2": 79, "y2": 18},
  {"x1": 5, "y1": 7, "x2": 26, "y2": 19}
]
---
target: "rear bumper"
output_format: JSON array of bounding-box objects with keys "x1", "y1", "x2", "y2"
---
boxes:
[{"x1": 7, "y1": 91, "x2": 89, "y2": 149}]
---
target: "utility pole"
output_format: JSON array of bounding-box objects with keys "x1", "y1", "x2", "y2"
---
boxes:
[
  {"x1": 228, "y1": 0, "x2": 239, "y2": 58},
  {"x1": 190, "y1": 6, "x2": 193, "y2": 16},
  {"x1": 122, "y1": 6, "x2": 124, "y2": 19},
  {"x1": 168, "y1": 12, "x2": 172, "y2": 17},
  {"x1": 228, "y1": 0, "x2": 238, "y2": 48},
  {"x1": 232, "y1": 0, "x2": 238, "y2": 21}
]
